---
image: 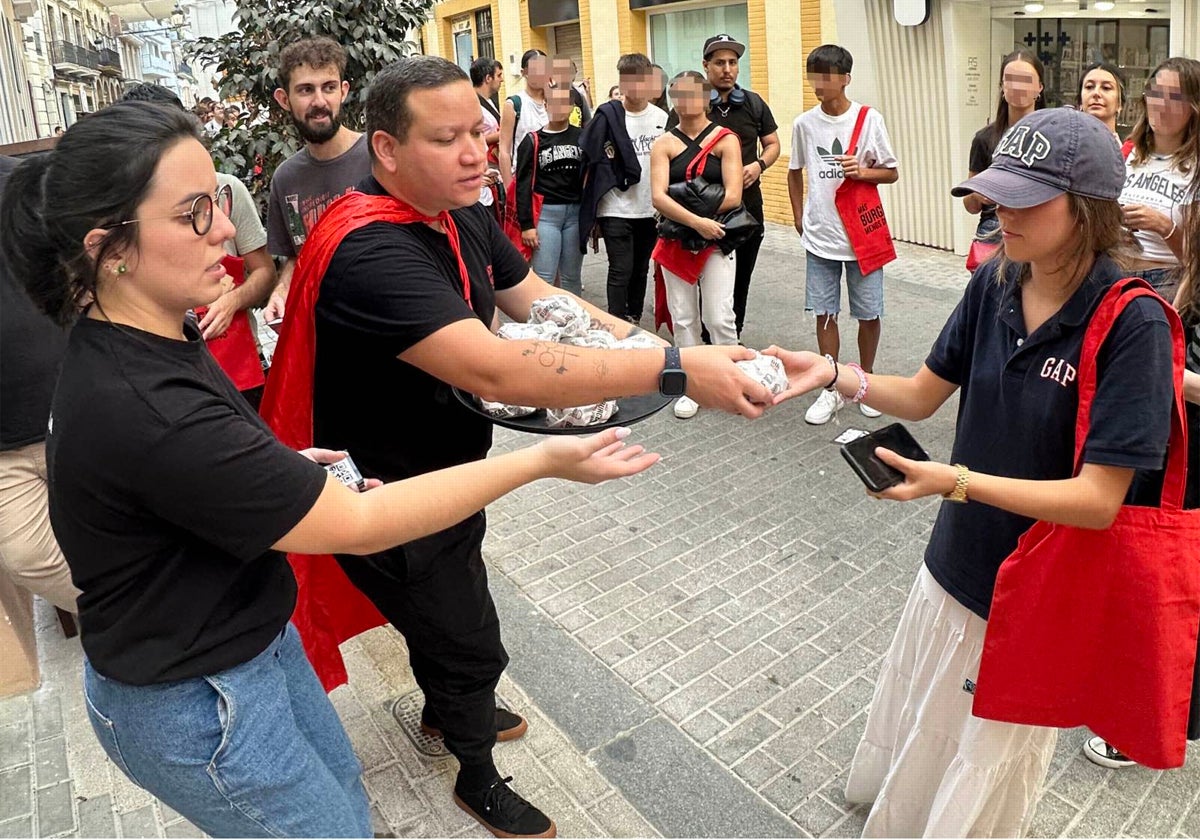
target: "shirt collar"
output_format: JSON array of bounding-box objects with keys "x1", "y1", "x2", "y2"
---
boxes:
[{"x1": 996, "y1": 254, "x2": 1124, "y2": 331}]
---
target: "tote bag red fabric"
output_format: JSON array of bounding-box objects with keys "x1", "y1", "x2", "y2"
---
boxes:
[
  {"x1": 503, "y1": 132, "x2": 543, "y2": 261},
  {"x1": 833, "y1": 106, "x2": 896, "y2": 276},
  {"x1": 973, "y1": 278, "x2": 1200, "y2": 770},
  {"x1": 965, "y1": 239, "x2": 1000, "y2": 273},
  {"x1": 194, "y1": 255, "x2": 266, "y2": 391}
]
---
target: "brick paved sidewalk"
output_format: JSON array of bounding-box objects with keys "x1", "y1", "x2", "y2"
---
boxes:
[{"x1": 4, "y1": 227, "x2": 1200, "y2": 838}]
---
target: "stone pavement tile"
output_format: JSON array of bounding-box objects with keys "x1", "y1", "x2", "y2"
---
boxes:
[
  {"x1": 575, "y1": 609, "x2": 640, "y2": 650},
  {"x1": 0, "y1": 765, "x2": 31, "y2": 822},
  {"x1": 681, "y1": 710, "x2": 726, "y2": 746},
  {"x1": 661, "y1": 640, "x2": 733, "y2": 687},
  {"x1": 714, "y1": 614, "x2": 782, "y2": 657},
  {"x1": 162, "y1": 819, "x2": 204, "y2": 838},
  {"x1": 612, "y1": 640, "x2": 682, "y2": 684},
  {"x1": 1048, "y1": 755, "x2": 1110, "y2": 808},
  {"x1": 763, "y1": 677, "x2": 829, "y2": 725},
  {"x1": 711, "y1": 713, "x2": 781, "y2": 766},
  {"x1": 791, "y1": 793, "x2": 845, "y2": 837},
  {"x1": 0, "y1": 722, "x2": 31, "y2": 771},
  {"x1": 659, "y1": 675, "x2": 727, "y2": 722},
  {"x1": 761, "y1": 753, "x2": 839, "y2": 814},
  {"x1": 711, "y1": 643, "x2": 781, "y2": 689},
  {"x1": 809, "y1": 644, "x2": 881, "y2": 693},
  {"x1": 712, "y1": 675, "x2": 783, "y2": 726},
  {"x1": 823, "y1": 808, "x2": 869, "y2": 838},
  {"x1": 621, "y1": 611, "x2": 685, "y2": 652},
  {"x1": 587, "y1": 790, "x2": 661, "y2": 838},
  {"x1": 631, "y1": 673, "x2": 677, "y2": 705},
  {"x1": 0, "y1": 697, "x2": 29, "y2": 729},
  {"x1": 342, "y1": 712, "x2": 396, "y2": 770},
  {"x1": 814, "y1": 677, "x2": 875, "y2": 728},
  {"x1": 365, "y1": 762, "x2": 431, "y2": 832},
  {"x1": 540, "y1": 748, "x2": 613, "y2": 806},
  {"x1": 668, "y1": 612, "x2": 734, "y2": 654},
  {"x1": 594, "y1": 637, "x2": 637, "y2": 667},
  {"x1": 732, "y1": 749, "x2": 787, "y2": 789},
  {"x1": 31, "y1": 692, "x2": 63, "y2": 742},
  {"x1": 816, "y1": 716, "x2": 867, "y2": 768},
  {"x1": 1030, "y1": 792, "x2": 1084, "y2": 838},
  {"x1": 34, "y1": 780, "x2": 73, "y2": 837},
  {"x1": 409, "y1": 774, "x2": 476, "y2": 837},
  {"x1": 119, "y1": 803, "x2": 160, "y2": 838},
  {"x1": 1067, "y1": 789, "x2": 1139, "y2": 838},
  {"x1": 762, "y1": 714, "x2": 836, "y2": 769},
  {"x1": 75, "y1": 794, "x2": 115, "y2": 839},
  {"x1": 33, "y1": 737, "x2": 69, "y2": 789},
  {"x1": 766, "y1": 645, "x2": 830, "y2": 690},
  {"x1": 0, "y1": 817, "x2": 33, "y2": 838}
]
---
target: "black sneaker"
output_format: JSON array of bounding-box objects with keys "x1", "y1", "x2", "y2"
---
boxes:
[
  {"x1": 454, "y1": 776, "x2": 556, "y2": 838},
  {"x1": 421, "y1": 708, "x2": 528, "y2": 743},
  {"x1": 1083, "y1": 735, "x2": 1136, "y2": 768}
]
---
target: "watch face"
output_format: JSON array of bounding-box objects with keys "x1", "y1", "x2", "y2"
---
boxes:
[{"x1": 660, "y1": 370, "x2": 687, "y2": 397}]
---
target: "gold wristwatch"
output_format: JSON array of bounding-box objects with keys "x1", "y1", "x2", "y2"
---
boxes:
[{"x1": 943, "y1": 464, "x2": 969, "y2": 503}]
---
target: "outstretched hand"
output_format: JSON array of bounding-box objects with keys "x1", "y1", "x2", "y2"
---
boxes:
[
  {"x1": 538, "y1": 427, "x2": 660, "y2": 484},
  {"x1": 761, "y1": 346, "x2": 835, "y2": 405},
  {"x1": 681, "y1": 345, "x2": 773, "y2": 418},
  {"x1": 869, "y1": 447, "x2": 956, "y2": 502}
]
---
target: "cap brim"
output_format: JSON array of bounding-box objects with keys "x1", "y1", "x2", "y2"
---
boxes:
[
  {"x1": 950, "y1": 169, "x2": 1063, "y2": 209},
  {"x1": 704, "y1": 43, "x2": 745, "y2": 58}
]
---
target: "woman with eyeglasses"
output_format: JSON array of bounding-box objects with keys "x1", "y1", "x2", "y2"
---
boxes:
[
  {"x1": 0, "y1": 102, "x2": 658, "y2": 838},
  {"x1": 1113, "y1": 57, "x2": 1200, "y2": 302}
]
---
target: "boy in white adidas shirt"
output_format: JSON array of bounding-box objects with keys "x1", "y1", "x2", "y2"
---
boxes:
[{"x1": 787, "y1": 44, "x2": 899, "y2": 425}]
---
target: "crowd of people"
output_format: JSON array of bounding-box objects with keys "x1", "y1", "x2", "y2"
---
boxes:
[{"x1": 0, "y1": 21, "x2": 1199, "y2": 840}]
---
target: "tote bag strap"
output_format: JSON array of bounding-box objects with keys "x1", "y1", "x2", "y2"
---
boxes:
[
  {"x1": 531, "y1": 131, "x2": 540, "y2": 194},
  {"x1": 845, "y1": 105, "x2": 870, "y2": 156},
  {"x1": 685, "y1": 126, "x2": 736, "y2": 181},
  {"x1": 1074, "y1": 277, "x2": 1188, "y2": 509}
]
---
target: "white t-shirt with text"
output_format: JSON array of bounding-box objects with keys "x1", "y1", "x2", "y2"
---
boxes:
[
  {"x1": 789, "y1": 102, "x2": 898, "y2": 261},
  {"x1": 1120, "y1": 153, "x2": 1191, "y2": 265},
  {"x1": 598, "y1": 103, "x2": 668, "y2": 219}
]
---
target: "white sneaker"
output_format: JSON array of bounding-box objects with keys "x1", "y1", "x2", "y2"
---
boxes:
[
  {"x1": 804, "y1": 389, "x2": 844, "y2": 425},
  {"x1": 673, "y1": 396, "x2": 699, "y2": 419},
  {"x1": 859, "y1": 403, "x2": 882, "y2": 418},
  {"x1": 1082, "y1": 736, "x2": 1136, "y2": 769}
]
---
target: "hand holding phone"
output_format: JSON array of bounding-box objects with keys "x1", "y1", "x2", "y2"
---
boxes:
[
  {"x1": 325, "y1": 453, "x2": 368, "y2": 492},
  {"x1": 840, "y1": 423, "x2": 931, "y2": 493}
]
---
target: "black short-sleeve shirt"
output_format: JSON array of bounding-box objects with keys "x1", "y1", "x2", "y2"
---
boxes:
[
  {"x1": 47, "y1": 318, "x2": 328, "y2": 685},
  {"x1": 313, "y1": 176, "x2": 530, "y2": 481},
  {"x1": 923, "y1": 257, "x2": 1174, "y2": 618},
  {"x1": 968, "y1": 125, "x2": 1000, "y2": 227}
]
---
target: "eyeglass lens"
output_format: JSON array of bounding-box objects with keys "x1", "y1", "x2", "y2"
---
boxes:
[{"x1": 192, "y1": 184, "x2": 234, "y2": 236}]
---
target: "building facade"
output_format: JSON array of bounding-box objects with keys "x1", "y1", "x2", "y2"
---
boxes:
[{"x1": 423, "y1": 0, "x2": 1199, "y2": 253}]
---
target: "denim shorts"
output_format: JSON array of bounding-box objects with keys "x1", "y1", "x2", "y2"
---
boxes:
[
  {"x1": 805, "y1": 251, "x2": 885, "y2": 320},
  {"x1": 83, "y1": 623, "x2": 371, "y2": 838}
]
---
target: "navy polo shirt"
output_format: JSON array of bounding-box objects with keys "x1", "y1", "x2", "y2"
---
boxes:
[{"x1": 923, "y1": 256, "x2": 1174, "y2": 619}]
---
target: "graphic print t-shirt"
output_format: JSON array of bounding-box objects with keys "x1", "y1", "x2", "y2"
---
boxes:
[
  {"x1": 1120, "y1": 154, "x2": 1193, "y2": 264},
  {"x1": 789, "y1": 103, "x2": 898, "y2": 261},
  {"x1": 597, "y1": 104, "x2": 667, "y2": 219},
  {"x1": 266, "y1": 134, "x2": 371, "y2": 258}
]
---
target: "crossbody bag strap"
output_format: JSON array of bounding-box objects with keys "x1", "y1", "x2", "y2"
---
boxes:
[
  {"x1": 685, "y1": 125, "x2": 735, "y2": 181},
  {"x1": 531, "y1": 131, "x2": 540, "y2": 194},
  {"x1": 1074, "y1": 277, "x2": 1187, "y2": 509}
]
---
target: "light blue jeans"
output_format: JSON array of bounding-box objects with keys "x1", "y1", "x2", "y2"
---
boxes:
[
  {"x1": 531, "y1": 202, "x2": 584, "y2": 296},
  {"x1": 83, "y1": 623, "x2": 371, "y2": 838}
]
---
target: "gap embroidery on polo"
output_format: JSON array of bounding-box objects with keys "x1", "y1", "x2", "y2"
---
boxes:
[{"x1": 1039, "y1": 356, "x2": 1077, "y2": 388}]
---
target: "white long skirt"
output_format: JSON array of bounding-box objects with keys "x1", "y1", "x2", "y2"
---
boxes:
[{"x1": 845, "y1": 564, "x2": 1058, "y2": 838}]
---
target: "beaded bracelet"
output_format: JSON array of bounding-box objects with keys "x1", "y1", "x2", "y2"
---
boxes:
[
  {"x1": 823, "y1": 354, "x2": 839, "y2": 391},
  {"x1": 845, "y1": 362, "x2": 869, "y2": 404}
]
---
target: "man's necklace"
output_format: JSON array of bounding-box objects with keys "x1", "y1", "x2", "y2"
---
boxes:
[{"x1": 714, "y1": 102, "x2": 732, "y2": 118}]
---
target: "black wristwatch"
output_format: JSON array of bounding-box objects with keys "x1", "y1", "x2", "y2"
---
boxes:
[
  {"x1": 659, "y1": 346, "x2": 687, "y2": 397},
  {"x1": 757, "y1": 157, "x2": 768, "y2": 172}
]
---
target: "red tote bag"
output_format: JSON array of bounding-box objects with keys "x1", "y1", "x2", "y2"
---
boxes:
[
  {"x1": 502, "y1": 132, "x2": 543, "y2": 261},
  {"x1": 973, "y1": 278, "x2": 1200, "y2": 770},
  {"x1": 194, "y1": 255, "x2": 266, "y2": 392},
  {"x1": 833, "y1": 106, "x2": 896, "y2": 276}
]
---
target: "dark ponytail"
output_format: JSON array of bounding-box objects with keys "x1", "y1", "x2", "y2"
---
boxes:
[{"x1": 0, "y1": 102, "x2": 202, "y2": 326}]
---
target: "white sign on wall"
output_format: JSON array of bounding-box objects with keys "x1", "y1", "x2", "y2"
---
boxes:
[{"x1": 893, "y1": 0, "x2": 930, "y2": 26}]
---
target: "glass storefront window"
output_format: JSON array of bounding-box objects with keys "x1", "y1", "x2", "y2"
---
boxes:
[
  {"x1": 1010, "y1": 18, "x2": 1169, "y2": 138},
  {"x1": 649, "y1": 3, "x2": 750, "y2": 86}
]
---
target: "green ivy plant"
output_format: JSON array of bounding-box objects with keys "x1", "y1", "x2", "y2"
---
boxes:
[{"x1": 185, "y1": 0, "x2": 433, "y2": 215}]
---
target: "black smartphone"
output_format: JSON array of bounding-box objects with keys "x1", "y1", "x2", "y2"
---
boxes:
[{"x1": 840, "y1": 422, "x2": 931, "y2": 493}]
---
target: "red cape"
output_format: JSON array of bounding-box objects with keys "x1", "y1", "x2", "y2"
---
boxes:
[{"x1": 259, "y1": 190, "x2": 470, "y2": 691}]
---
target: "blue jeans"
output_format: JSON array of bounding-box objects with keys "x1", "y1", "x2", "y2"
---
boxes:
[
  {"x1": 804, "y1": 250, "x2": 885, "y2": 320},
  {"x1": 1129, "y1": 267, "x2": 1178, "y2": 301},
  {"x1": 83, "y1": 624, "x2": 371, "y2": 838},
  {"x1": 531, "y1": 202, "x2": 584, "y2": 296}
]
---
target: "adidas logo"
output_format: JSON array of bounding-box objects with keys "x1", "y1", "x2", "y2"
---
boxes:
[{"x1": 816, "y1": 137, "x2": 846, "y2": 166}]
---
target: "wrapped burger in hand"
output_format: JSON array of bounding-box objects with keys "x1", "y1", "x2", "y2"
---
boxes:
[
  {"x1": 736, "y1": 351, "x2": 789, "y2": 397},
  {"x1": 615, "y1": 334, "x2": 663, "y2": 350},
  {"x1": 479, "y1": 399, "x2": 539, "y2": 420},
  {"x1": 562, "y1": 330, "x2": 619, "y2": 349},
  {"x1": 529, "y1": 295, "x2": 591, "y2": 338},
  {"x1": 497, "y1": 321, "x2": 563, "y2": 343},
  {"x1": 546, "y1": 401, "x2": 619, "y2": 428}
]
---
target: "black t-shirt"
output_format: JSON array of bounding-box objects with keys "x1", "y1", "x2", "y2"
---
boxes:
[
  {"x1": 666, "y1": 87, "x2": 778, "y2": 214},
  {"x1": 313, "y1": 176, "x2": 529, "y2": 482},
  {"x1": 0, "y1": 156, "x2": 70, "y2": 451},
  {"x1": 923, "y1": 257, "x2": 1174, "y2": 618},
  {"x1": 968, "y1": 124, "x2": 1000, "y2": 227},
  {"x1": 516, "y1": 125, "x2": 584, "y2": 228},
  {"x1": 46, "y1": 317, "x2": 328, "y2": 685}
]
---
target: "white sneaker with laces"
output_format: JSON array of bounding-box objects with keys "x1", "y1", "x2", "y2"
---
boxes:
[
  {"x1": 859, "y1": 403, "x2": 882, "y2": 418},
  {"x1": 673, "y1": 396, "x2": 699, "y2": 419},
  {"x1": 1082, "y1": 735, "x2": 1136, "y2": 769},
  {"x1": 804, "y1": 389, "x2": 844, "y2": 425}
]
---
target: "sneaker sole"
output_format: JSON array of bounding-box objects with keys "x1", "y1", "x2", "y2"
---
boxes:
[
  {"x1": 452, "y1": 792, "x2": 558, "y2": 838},
  {"x1": 1082, "y1": 742, "x2": 1136, "y2": 769},
  {"x1": 420, "y1": 717, "x2": 529, "y2": 743},
  {"x1": 804, "y1": 415, "x2": 833, "y2": 425}
]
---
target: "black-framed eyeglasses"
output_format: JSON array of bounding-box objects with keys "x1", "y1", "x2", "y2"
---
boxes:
[{"x1": 104, "y1": 184, "x2": 233, "y2": 237}]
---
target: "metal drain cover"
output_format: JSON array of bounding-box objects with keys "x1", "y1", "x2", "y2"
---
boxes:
[{"x1": 388, "y1": 690, "x2": 516, "y2": 759}]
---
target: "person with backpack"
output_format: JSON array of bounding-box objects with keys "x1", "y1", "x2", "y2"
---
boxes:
[
  {"x1": 516, "y1": 87, "x2": 586, "y2": 294},
  {"x1": 498, "y1": 49, "x2": 550, "y2": 186},
  {"x1": 962, "y1": 50, "x2": 1044, "y2": 274},
  {"x1": 1112, "y1": 57, "x2": 1200, "y2": 303},
  {"x1": 787, "y1": 44, "x2": 898, "y2": 426}
]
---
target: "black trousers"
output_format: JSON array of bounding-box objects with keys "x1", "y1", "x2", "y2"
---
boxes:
[
  {"x1": 600, "y1": 216, "x2": 658, "y2": 321},
  {"x1": 336, "y1": 511, "x2": 507, "y2": 767}
]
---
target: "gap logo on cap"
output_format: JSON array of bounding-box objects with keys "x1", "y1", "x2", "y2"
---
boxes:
[{"x1": 995, "y1": 124, "x2": 1052, "y2": 168}]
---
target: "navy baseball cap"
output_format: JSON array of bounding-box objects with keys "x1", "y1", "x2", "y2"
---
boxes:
[
  {"x1": 951, "y1": 108, "x2": 1124, "y2": 208},
  {"x1": 703, "y1": 34, "x2": 746, "y2": 59}
]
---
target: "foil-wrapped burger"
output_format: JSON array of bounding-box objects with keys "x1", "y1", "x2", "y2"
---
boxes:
[
  {"x1": 529, "y1": 295, "x2": 591, "y2": 337},
  {"x1": 614, "y1": 333, "x2": 663, "y2": 350},
  {"x1": 496, "y1": 321, "x2": 563, "y2": 343},
  {"x1": 545, "y1": 401, "x2": 619, "y2": 428},
  {"x1": 736, "y1": 351, "x2": 789, "y2": 396},
  {"x1": 479, "y1": 399, "x2": 539, "y2": 420},
  {"x1": 561, "y1": 330, "x2": 619, "y2": 349}
]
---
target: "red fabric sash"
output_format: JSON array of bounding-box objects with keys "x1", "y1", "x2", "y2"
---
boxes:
[
  {"x1": 195, "y1": 255, "x2": 266, "y2": 392},
  {"x1": 652, "y1": 239, "x2": 715, "y2": 284},
  {"x1": 259, "y1": 190, "x2": 472, "y2": 692}
]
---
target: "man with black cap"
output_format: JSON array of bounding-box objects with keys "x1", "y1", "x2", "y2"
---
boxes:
[{"x1": 668, "y1": 33, "x2": 780, "y2": 341}]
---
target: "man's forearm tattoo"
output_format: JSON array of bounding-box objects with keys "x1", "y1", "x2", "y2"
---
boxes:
[{"x1": 523, "y1": 341, "x2": 578, "y2": 374}]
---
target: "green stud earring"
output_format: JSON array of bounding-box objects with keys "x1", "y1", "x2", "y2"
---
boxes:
[{"x1": 115, "y1": 263, "x2": 127, "y2": 275}]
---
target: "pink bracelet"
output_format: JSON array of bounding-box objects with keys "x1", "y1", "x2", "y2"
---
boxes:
[{"x1": 846, "y1": 362, "x2": 869, "y2": 404}]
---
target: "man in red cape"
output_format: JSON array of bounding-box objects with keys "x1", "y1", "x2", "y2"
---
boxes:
[{"x1": 261, "y1": 55, "x2": 772, "y2": 839}]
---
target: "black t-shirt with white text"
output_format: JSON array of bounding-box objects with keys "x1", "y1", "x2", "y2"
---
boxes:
[
  {"x1": 47, "y1": 318, "x2": 328, "y2": 684},
  {"x1": 313, "y1": 176, "x2": 530, "y2": 482}
]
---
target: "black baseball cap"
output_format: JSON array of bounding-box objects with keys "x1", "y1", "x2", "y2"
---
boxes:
[{"x1": 703, "y1": 34, "x2": 746, "y2": 59}]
